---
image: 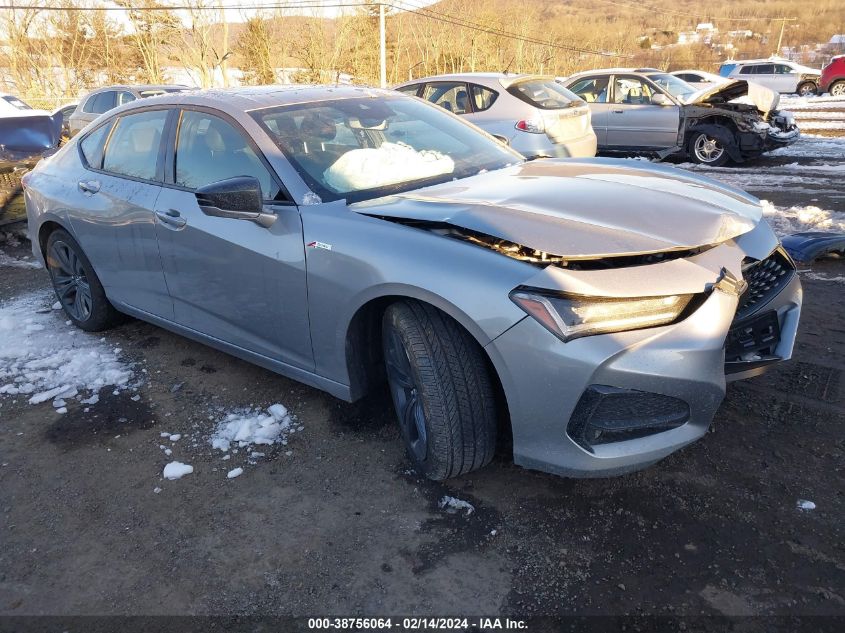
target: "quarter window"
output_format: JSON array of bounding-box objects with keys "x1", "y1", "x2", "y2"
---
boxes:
[
  {"x1": 79, "y1": 122, "x2": 113, "y2": 168},
  {"x1": 738, "y1": 65, "x2": 755, "y2": 75},
  {"x1": 175, "y1": 110, "x2": 280, "y2": 200},
  {"x1": 469, "y1": 84, "x2": 498, "y2": 111},
  {"x1": 102, "y1": 109, "x2": 168, "y2": 181},
  {"x1": 396, "y1": 84, "x2": 421, "y2": 97}
]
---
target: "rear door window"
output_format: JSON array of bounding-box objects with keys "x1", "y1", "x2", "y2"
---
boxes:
[
  {"x1": 116, "y1": 91, "x2": 136, "y2": 106},
  {"x1": 568, "y1": 76, "x2": 609, "y2": 102},
  {"x1": 738, "y1": 65, "x2": 756, "y2": 75},
  {"x1": 396, "y1": 84, "x2": 422, "y2": 97},
  {"x1": 469, "y1": 84, "x2": 498, "y2": 112},
  {"x1": 421, "y1": 82, "x2": 471, "y2": 114},
  {"x1": 86, "y1": 91, "x2": 116, "y2": 114},
  {"x1": 102, "y1": 109, "x2": 168, "y2": 181},
  {"x1": 507, "y1": 79, "x2": 582, "y2": 109}
]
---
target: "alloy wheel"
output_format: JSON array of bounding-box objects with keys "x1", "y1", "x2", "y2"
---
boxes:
[
  {"x1": 798, "y1": 83, "x2": 816, "y2": 96},
  {"x1": 693, "y1": 134, "x2": 725, "y2": 164},
  {"x1": 831, "y1": 82, "x2": 845, "y2": 97},
  {"x1": 384, "y1": 326, "x2": 428, "y2": 462},
  {"x1": 48, "y1": 240, "x2": 93, "y2": 322}
]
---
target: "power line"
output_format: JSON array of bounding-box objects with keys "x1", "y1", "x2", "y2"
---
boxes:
[{"x1": 390, "y1": 0, "x2": 632, "y2": 58}]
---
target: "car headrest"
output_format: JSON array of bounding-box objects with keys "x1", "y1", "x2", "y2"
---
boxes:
[
  {"x1": 203, "y1": 126, "x2": 226, "y2": 152},
  {"x1": 299, "y1": 113, "x2": 336, "y2": 142}
]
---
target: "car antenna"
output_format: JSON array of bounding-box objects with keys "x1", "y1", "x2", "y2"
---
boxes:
[{"x1": 503, "y1": 56, "x2": 515, "y2": 75}]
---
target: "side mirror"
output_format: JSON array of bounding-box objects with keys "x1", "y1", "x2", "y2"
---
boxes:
[
  {"x1": 195, "y1": 176, "x2": 276, "y2": 228},
  {"x1": 650, "y1": 93, "x2": 672, "y2": 106}
]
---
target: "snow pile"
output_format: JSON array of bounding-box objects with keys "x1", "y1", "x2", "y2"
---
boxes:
[
  {"x1": 761, "y1": 200, "x2": 845, "y2": 237},
  {"x1": 209, "y1": 403, "x2": 296, "y2": 452},
  {"x1": 438, "y1": 495, "x2": 475, "y2": 516},
  {"x1": 324, "y1": 142, "x2": 454, "y2": 192},
  {"x1": 163, "y1": 462, "x2": 193, "y2": 480},
  {"x1": 0, "y1": 250, "x2": 41, "y2": 269},
  {"x1": 0, "y1": 292, "x2": 133, "y2": 405},
  {"x1": 796, "y1": 499, "x2": 816, "y2": 511},
  {"x1": 227, "y1": 467, "x2": 244, "y2": 479}
]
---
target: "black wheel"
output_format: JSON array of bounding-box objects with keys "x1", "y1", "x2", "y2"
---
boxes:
[
  {"x1": 45, "y1": 229, "x2": 120, "y2": 332},
  {"x1": 689, "y1": 131, "x2": 730, "y2": 167},
  {"x1": 797, "y1": 81, "x2": 817, "y2": 97},
  {"x1": 382, "y1": 300, "x2": 496, "y2": 480},
  {"x1": 830, "y1": 81, "x2": 845, "y2": 97}
]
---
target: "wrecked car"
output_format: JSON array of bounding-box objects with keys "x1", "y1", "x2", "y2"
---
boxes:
[
  {"x1": 0, "y1": 98, "x2": 63, "y2": 171},
  {"x1": 562, "y1": 69, "x2": 799, "y2": 166},
  {"x1": 23, "y1": 86, "x2": 802, "y2": 480}
]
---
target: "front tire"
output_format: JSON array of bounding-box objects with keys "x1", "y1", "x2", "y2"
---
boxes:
[
  {"x1": 797, "y1": 81, "x2": 817, "y2": 97},
  {"x1": 45, "y1": 229, "x2": 121, "y2": 332},
  {"x1": 830, "y1": 81, "x2": 845, "y2": 97},
  {"x1": 382, "y1": 301, "x2": 497, "y2": 480},
  {"x1": 689, "y1": 131, "x2": 730, "y2": 167}
]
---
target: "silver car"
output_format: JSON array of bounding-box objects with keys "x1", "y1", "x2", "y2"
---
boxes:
[
  {"x1": 68, "y1": 84, "x2": 188, "y2": 136},
  {"x1": 563, "y1": 68, "x2": 799, "y2": 166},
  {"x1": 23, "y1": 86, "x2": 801, "y2": 480},
  {"x1": 395, "y1": 73, "x2": 597, "y2": 159}
]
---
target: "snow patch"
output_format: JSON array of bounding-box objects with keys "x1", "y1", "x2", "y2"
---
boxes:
[
  {"x1": 796, "y1": 499, "x2": 816, "y2": 511},
  {"x1": 0, "y1": 250, "x2": 41, "y2": 269},
  {"x1": 438, "y1": 495, "x2": 475, "y2": 516},
  {"x1": 0, "y1": 292, "x2": 134, "y2": 405},
  {"x1": 802, "y1": 272, "x2": 845, "y2": 284},
  {"x1": 226, "y1": 467, "x2": 244, "y2": 479},
  {"x1": 209, "y1": 403, "x2": 296, "y2": 452},
  {"x1": 760, "y1": 200, "x2": 845, "y2": 237},
  {"x1": 163, "y1": 462, "x2": 193, "y2": 480}
]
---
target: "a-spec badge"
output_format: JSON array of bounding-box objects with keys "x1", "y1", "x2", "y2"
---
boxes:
[
  {"x1": 306, "y1": 241, "x2": 333, "y2": 251},
  {"x1": 710, "y1": 267, "x2": 748, "y2": 297}
]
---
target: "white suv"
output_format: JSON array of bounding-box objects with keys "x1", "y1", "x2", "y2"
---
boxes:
[{"x1": 721, "y1": 59, "x2": 821, "y2": 95}]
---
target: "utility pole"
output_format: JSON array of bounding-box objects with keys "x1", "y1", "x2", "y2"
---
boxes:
[
  {"x1": 775, "y1": 17, "x2": 797, "y2": 57},
  {"x1": 379, "y1": 3, "x2": 387, "y2": 88},
  {"x1": 219, "y1": 0, "x2": 229, "y2": 87}
]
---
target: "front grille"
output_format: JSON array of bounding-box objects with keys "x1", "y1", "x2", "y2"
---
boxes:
[
  {"x1": 725, "y1": 310, "x2": 781, "y2": 361},
  {"x1": 567, "y1": 385, "x2": 690, "y2": 451},
  {"x1": 735, "y1": 250, "x2": 794, "y2": 321}
]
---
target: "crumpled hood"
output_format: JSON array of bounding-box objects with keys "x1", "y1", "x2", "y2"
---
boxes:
[
  {"x1": 684, "y1": 79, "x2": 779, "y2": 116},
  {"x1": 353, "y1": 158, "x2": 763, "y2": 259}
]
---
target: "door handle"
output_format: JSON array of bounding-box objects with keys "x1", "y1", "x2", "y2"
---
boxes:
[
  {"x1": 612, "y1": 109, "x2": 624, "y2": 114},
  {"x1": 77, "y1": 179, "x2": 100, "y2": 194},
  {"x1": 155, "y1": 209, "x2": 187, "y2": 229}
]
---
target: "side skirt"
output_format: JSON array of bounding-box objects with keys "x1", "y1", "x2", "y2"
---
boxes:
[{"x1": 112, "y1": 300, "x2": 353, "y2": 402}]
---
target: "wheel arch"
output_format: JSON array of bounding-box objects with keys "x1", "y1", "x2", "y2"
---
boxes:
[
  {"x1": 685, "y1": 118, "x2": 743, "y2": 162},
  {"x1": 343, "y1": 289, "x2": 513, "y2": 448},
  {"x1": 37, "y1": 218, "x2": 73, "y2": 259}
]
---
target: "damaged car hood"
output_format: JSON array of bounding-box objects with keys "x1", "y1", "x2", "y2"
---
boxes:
[
  {"x1": 353, "y1": 158, "x2": 763, "y2": 259},
  {"x1": 684, "y1": 79, "x2": 779, "y2": 116}
]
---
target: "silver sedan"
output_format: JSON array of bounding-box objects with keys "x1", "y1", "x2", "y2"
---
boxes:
[
  {"x1": 23, "y1": 86, "x2": 801, "y2": 480},
  {"x1": 395, "y1": 73, "x2": 597, "y2": 159}
]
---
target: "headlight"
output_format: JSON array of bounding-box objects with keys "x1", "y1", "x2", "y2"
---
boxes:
[{"x1": 510, "y1": 289, "x2": 695, "y2": 342}]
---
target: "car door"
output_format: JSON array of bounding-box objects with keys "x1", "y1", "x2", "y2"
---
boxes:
[
  {"x1": 153, "y1": 108, "x2": 313, "y2": 370},
  {"x1": 605, "y1": 75, "x2": 679, "y2": 148},
  {"x1": 774, "y1": 63, "x2": 800, "y2": 93},
  {"x1": 67, "y1": 108, "x2": 174, "y2": 319},
  {"x1": 566, "y1": 76, "x2": 610, "y2": 145},
  {"x1": 743, "y1": 64, "x2": 777, "y2": 91}
]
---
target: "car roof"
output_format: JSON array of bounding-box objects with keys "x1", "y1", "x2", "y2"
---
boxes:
[
  {"x1": 397, "y1": 72, "x2": 555, "y2": 89},
  {"x1": 566, "y1": 68, "x2": 666, "y2": 79},
  {"x1": 107, "y1": 84, "x2": 402, "y2": 117},
  {"x1": 86, "y1": 84, "x2": 189, "y2": 95}
]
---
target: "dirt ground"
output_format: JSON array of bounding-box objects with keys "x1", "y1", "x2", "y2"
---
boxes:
[{"x1": 0, "y1": 117, "x2": 844, "y2": 620}]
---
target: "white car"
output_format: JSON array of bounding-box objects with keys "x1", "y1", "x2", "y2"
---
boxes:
[
  {"x1": 670, "y1": 70, "x2": 729, "y2": 90},
  {"x1": 720, "y1": 59, "x2": 821, "y2": 96}
]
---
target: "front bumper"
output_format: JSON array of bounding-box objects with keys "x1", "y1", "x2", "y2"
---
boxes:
[{"x1": 486, "y1": 249, "x2": 802, "y2": 478}]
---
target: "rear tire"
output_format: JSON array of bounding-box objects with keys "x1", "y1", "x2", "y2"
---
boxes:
[
  {"x1": 797, "y1": 81, "x2": 817, "y2": 97},
  {"x1": 382, "y1": 300, "x2": 497, "y2": 480},
  {"x1": 45, "y1": 228, "x2": 121, "y2": 332},
  {"x1": 688, "y1": 131, "x2": 730, "y2": 167},
  {"x1": 830, "y1": 81, "x2": 845, "y2": 97}
]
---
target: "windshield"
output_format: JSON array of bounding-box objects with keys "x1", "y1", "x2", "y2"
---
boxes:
[
  {"x1": 253, "y1": 96, "x2": 522, "y2": 203},
  {"x1": 646, "y1": 73, "x2": 697, "y2": 100},
  {"x1": 508, "y1": 79, "x2": 584, "y2": 109}
]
